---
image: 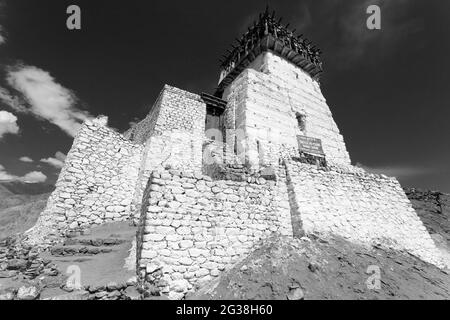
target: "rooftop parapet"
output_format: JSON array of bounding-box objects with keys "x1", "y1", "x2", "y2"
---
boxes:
[{"x1": 216, "y1": 7, "x2": 323, "y2": 95}]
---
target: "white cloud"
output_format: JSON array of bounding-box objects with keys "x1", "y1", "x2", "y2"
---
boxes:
[
  {"x1": 21, "y1": 171, "x2": 47, "y2": 183},
  {"x1": 356, "y1": 162, "x2": 432, "y2": 179},
  {"x1": 0, "y1": 164, "x2": 47, "y2": 183},
  {"x1": 6, "y1": 65, "x2": 93, "y2": 136},
  {"x1": 40, "y1": 157, "x2": 64, "y2": 168},
  {"x1": 0, "y1": 110, "x2": 19, "y2": 138},
  {"x1": 0, "y1": 170, "x2": 15, "y2": 181},
  {"x1": 40, "y1": 151, "x2": 66, "y2": 168},
  {"x1": 19, "y1": 156, "x2": 34, "y2": 163}
]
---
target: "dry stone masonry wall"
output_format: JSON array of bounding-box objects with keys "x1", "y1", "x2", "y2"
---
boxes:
[
  {"x1": 284, "y1": 160, "x2": 449, "y2": 268},
  {"x1": 137, "y1": 169, "x2": 292, "y2": 299},
  {"x1": 25, "y1": 117, "x2": 144, "y2": 245},
  {"x1": 26, "y1": 85, "x2": 207, "y2": 245},
  {"x1": 128, "y1": 85, "x2": 207, "y2": 222}
]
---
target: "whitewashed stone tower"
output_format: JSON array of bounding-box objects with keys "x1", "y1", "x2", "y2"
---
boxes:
[{"x1": 216, "y1": 9, "x2": 350, "y2": 169}]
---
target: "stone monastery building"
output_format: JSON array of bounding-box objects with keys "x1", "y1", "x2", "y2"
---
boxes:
[{"x1": 26, "y1": 9, "x2": 449, "y2": 298}]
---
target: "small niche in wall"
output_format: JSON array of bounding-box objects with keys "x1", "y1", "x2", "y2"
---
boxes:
[{"x1": 296, "y1": 112, "x2": 306, "y2": 132}]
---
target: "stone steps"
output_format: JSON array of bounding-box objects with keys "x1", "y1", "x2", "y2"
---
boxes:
[
  {"x1": 84, "y1": 279, "x2": 140, "y2": 300},
  {"x1": 50, "y1": 245, "x2": 113, "y2": 257},
  {"x1": 50, "y1": 237, "x2": 126, "y2": 257},
  {"x1": 62, "y1": 237, "x2": 126, "y2": 247}
]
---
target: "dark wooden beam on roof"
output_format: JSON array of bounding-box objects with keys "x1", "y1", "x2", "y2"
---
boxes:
[{"x1": 201, "y1": 92, "x2": 227, "y2": 110}]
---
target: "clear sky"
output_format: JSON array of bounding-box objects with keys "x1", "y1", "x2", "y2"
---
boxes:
[{"x1": 0, "y1": 0, "x2": 449, "y2": 191}]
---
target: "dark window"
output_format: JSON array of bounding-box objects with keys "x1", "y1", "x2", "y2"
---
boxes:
[
  {"x1": 296, "y1": 113, "x2": 306, "y2": 131},
  {"x1": 205, "y1": 105, "x2": 224, "y2": 142}
]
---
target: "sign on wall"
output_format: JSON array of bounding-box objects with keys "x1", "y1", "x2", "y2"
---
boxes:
[{"x1": 297, "y1": 135, "x2": 325, "y2": 156}]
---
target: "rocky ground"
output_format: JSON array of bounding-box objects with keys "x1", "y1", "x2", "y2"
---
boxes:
[{"x1": 0, "y1": 221, "x2": 142, "y2": 300}]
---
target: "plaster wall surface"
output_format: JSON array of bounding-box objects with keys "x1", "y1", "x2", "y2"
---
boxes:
[{"x1": 222, "y1": 52, "x2": 350, "y2": 168}]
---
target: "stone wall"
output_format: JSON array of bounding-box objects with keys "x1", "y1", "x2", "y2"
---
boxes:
[
  {"x1": 24, "y1": 73, "x2": 449, "y2": 304},
  {"x1": 222, "y1": 52, "x2": 350, "y2": 168},
  {"x1": 25, "y1": 117, "x2": 144, "y2": 245},
  {"x1": 127, "y1": 85, "x2": 207, "y2": 222},
  {"x1": 26, "y1": 85, "x2": 208, "y2": 244},
  {"x1": 284, "y1": 160, "x2": 449, "y2": 268},
  {"x1": 137, "y1": 168, "x2": 292, "y2": 299},
  {"x1": 132, "y1": 85, "x2": 206, "y2": 173}
]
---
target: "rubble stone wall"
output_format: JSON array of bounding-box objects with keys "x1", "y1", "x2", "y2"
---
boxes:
[
  {"x1": 284, "y1": 160, "x2": 449, "y2": 268},
  {"x1": 222, "y1": 52, "x2": 350, "y2": 168},
  {"x1": 27, "y1": 85, "x2": 207, "y2": 244},
  {"x1": 137, "y1": 169, "x2": 292, "y2": 299},
  {"x1": 26, "y1": 117, "x2": 144, "y2": 245},
  {"x1": 128, "y1": 85, "x2": 207, "y2": 222}
]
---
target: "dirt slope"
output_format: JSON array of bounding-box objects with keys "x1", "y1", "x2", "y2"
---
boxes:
[{"x1": 189, "y1": 235, "x2": 450, "y2": 300}]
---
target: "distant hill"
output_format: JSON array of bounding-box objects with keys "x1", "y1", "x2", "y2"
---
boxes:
[
  {"x1": 0, "y1": 182, "x2": 52, "y2": 239},
  {"x1": 404, "y1": 188, "x2": 450, "y2": 245},
  {"x1": 404, "y1": 188, "x2": 450, "y2": 263},
  {"x1": 0, "y1": 181, "x2": 55, "y2": 195}
]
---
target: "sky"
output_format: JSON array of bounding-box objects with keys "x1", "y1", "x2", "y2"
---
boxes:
[{"x1": 0, "y1": 0, "x2": 449, "y2": 191}]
